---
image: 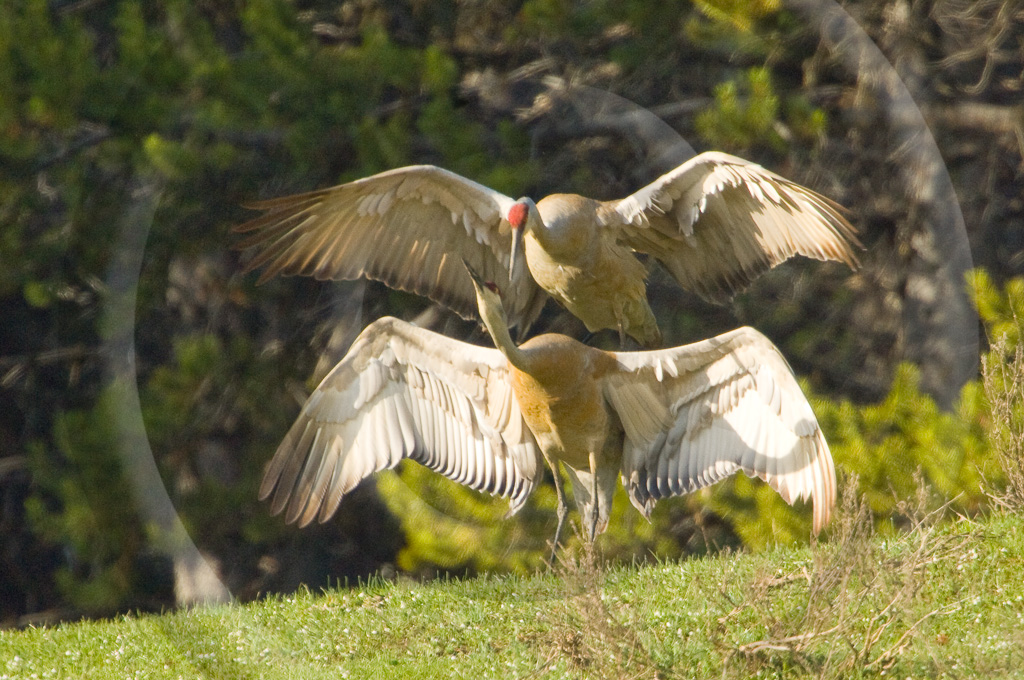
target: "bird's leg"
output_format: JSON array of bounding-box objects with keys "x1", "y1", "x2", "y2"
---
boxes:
[
  {"x1": 587, "y1": 451, "x2": 600, "y2": 541},
  {"x1": 547, "y1": 457, "x2": 569, "y2": 568},
  {"x1": 616, "y1": 322, "x2": 627, "y2": 350}
]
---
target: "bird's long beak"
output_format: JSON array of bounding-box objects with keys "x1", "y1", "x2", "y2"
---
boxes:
[
  {"x1": 462, "y1": 258, "x2": 486, "y2": 291},
  {"x1": 509, "y1": 226, "x2": 524, "y2": 283}
]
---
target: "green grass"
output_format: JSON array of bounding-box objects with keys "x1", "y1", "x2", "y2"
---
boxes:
[{"x1": 4, "y1": 497, "x2": 1024, "y2": 680}]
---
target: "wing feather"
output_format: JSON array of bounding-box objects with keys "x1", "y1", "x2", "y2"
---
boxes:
[
  {"x1": 303, "y1": 438, "x2": 342, "y2": 526},
  {"x1": 259, "y1": 317, "x2": 543, "y2": 527},
  {"x1": 235, "y1": 165, "x2": 548, "y2": 335},
  {"x1": 604, "y1": 326, "x2": 836, "y2": 532},
  {"x1": 443, "y1": 411, "x2": 460, "y2": 480},
  {"x1": 269, "y1": 421, "x2": 317, "y2": 516},
  {"x1": 606, "y1": 152, "x2": 860, "y2": 303}
]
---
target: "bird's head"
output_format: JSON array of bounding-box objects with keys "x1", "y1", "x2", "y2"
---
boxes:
[
  {"x1": 462, "y1": 259, "x2": 509, "y2": 338},
  {"x1": 463, "y1": 258, "x2": 502, "y2": 303},
  {"x1": 507, "y1": 200, "x2": 533, "y2": 230},
  {"x1": 506, "y1": 198, "x2": 537, "y2": 283}
]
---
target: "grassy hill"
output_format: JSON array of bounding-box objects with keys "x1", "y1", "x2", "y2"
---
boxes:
[{"x1": 3, "y1": 496, "x2": 1023, "y2": 680}]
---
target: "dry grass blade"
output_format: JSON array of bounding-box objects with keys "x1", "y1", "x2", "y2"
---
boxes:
[
  {"x1": 865, "y1": 599, "x2": 966, "y2": 671},
  {"x1": 737, "y1": 624, "x2": 842, "y2": 655},
  {"x1": 532, "y1": 524, "x2": 667, "y2": 679},
  {"x1": 713, "y1": 475, "x2": 973, "y2": 679},
  {"x1": 981, "y1": 333, "x2": 1024, "y2": 510}
]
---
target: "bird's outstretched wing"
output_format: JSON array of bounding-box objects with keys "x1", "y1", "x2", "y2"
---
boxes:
[
  {"x1": 605, "y1": 152, "x2": 861, "y2": 303},
  {"x1": 601, "y1": 326, "x2": 835, "y2": 533},
  {"x1": 259, "y1": 316, "x2": 543, "y2": 527},
  {"x1": 235, "y1": 165, "x2": 548, "y2": 336}
]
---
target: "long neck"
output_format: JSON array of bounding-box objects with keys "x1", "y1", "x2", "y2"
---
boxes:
[{"x1": 477, "y1": 296, "x2": 529, "y2": 371}]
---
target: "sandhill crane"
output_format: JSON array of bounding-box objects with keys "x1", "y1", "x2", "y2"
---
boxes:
[
  {"x1": 259, "y1": 263, "x2": 836, "y2": 559},
  {"x1": 235, "y1": 152, "x2": 860, "y2": 346}
]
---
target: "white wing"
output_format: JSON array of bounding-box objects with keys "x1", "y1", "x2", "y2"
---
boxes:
[
  {"x1": 235, "y1": 165, "x2": 548, "y2": 336},
  {"x1": 259, "y1": 317, "x2": 543, "y2": 527},
  {"x1": 607, "y1": 151, "x2": 860, "y2": 303},
  {"x1": 602, "y1": 326, "x2": 836, "y2": 533}
]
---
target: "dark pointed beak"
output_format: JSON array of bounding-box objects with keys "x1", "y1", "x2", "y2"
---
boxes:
[
  {"x1": 509, "y1": 226, "x2": 524, "y2": 283},
  {"x1": 462, "y1": 258, "x2": 485, "y2": 289}
]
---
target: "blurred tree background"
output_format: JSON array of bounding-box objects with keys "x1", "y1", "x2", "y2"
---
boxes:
[{"x1": 1, "y1": 0, "x2": 1021, "y2": 625}]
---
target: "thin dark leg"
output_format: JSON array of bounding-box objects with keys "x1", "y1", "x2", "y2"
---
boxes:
[{"x1": 547, "y1": 458, "x2": 568, "y2": 568}]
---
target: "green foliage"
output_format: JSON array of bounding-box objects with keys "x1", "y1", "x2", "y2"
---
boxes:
[
  {"x1": 421, "y1": 44, "x2": 459, "y2": 95},
  {"x1": 684, "y1": 0, "x2": 782, "y2": 58},
  {"x1": 377, "y1": 466, "x2": 550, "y2": 575},
  {"x1": 516, "y1": 0, "x2": 604, "y2": 40},
  {"x1": 972, "y1": 270, "x2": 1023, "y2": 406},
  {"x1": 5, "y1": 0, "x2": 98, "y2": 132},
  {"x1": 969, "y1": 268, "x2": 1023, "y2": 349},
  {"x1": 817, "y1": 367, "x2": 991, "y2": 517},
  {"x1": 24, "y1": 391, "x2": 153, "y2": 614},
  {"x1": 686, "y1": 0, "x2": 830, "y2": 152},
  {"x1": 692, "y1": 0, "x2": 781, "y2": 33},
  {"x1": 972, "y1": 270, "x2": 1024, "y2": 507},
  {"x1": 695, "y1": 66, "x2": 786, "y2": 151},
  {"x1": 416, "y1": 98, "x2": 538, "y2": 190},
  {"x1": 783, "y1": 94, "x2": 828, "y2": 143},
  {"x1": 139, "y1": 330, "x2": 299, "y2": 547}
]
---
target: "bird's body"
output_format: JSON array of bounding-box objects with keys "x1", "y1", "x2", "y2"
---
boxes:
[
  {"x1": 258, "y1": 264, "x2": 837, "y2": 551},
  {"x1": 510, "y1": 336, "x2": 611, "y2": 471},
  {"x1": 235, "y1": 153, "x2": 860, "y2": 345},
  {"x1": 505, "y1": 333, "x2": 622, "y2": 537},
  {"x1": 525, "y1": 195, "x2": 661, "y2": 346}
]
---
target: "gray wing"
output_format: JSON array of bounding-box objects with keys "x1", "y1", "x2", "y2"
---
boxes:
[
  {"x1": 259, "y1": 316, "x2": 543, "y2": 527},
  {"x1": 602, "y1": 326, "x2": 836, "y2": 533},
  {"x1": 606, "y1": 151, "x2": 860, "y2": 303},
  {"x1": 235, "y1": 165, "x2": 548, "y2": 336}
]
